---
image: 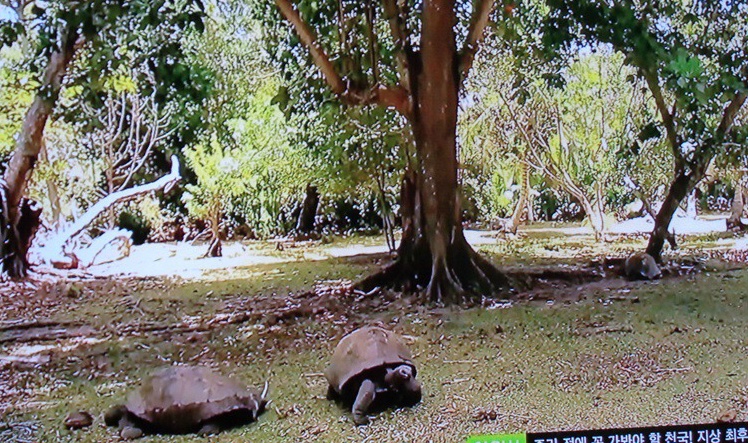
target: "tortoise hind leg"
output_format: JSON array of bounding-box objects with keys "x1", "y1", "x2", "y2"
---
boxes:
[
  {"x1": 352, "y1": 379, "x2": 376, "y2": 426},
  {"x1": 104, "y1": 405, "x2": 126, "y2": 427},
  {"x1": 118, "y1": 413, "x2": 144, "y2": 440},
  {"x1": 326, "y1": 384, "x2": 339, "y2": 401},
  {"x1": 104, "y1": 406, "x2": 144, "y2": 439}
]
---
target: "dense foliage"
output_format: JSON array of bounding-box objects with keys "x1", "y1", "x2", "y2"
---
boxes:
[{"x1": 1, "y1": 0, "x2": 747, "y2": 281}]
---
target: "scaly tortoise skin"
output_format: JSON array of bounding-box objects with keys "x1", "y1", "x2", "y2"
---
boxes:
[
  {"x1": 325, "y1": 326, "x2": 422, "y2": 425},
  {"x1": 104, "y1": 365, "x2": 268, "y2": 439}
]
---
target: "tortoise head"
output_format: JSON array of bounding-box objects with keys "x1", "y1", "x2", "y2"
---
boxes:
[
  {"x1": 384, "y1": 365, "x2": 415, "y2": 390},
  {"x1": 385, "y1": 364, "x2": 421, "y2": 405},
  {"x1": 638, "y1": 254, "x2": 662, "y2": 280}
]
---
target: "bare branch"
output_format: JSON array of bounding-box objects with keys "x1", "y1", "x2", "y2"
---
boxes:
[
  {"x1": 459, "y1": 0, "x2": 494, "y2": 82},
  {"x1": 275, "y1": 0, "x2": 346, "y2": 94},
  {"x1": 40, "y1": 156, "x2": 181, "y2": 265}
]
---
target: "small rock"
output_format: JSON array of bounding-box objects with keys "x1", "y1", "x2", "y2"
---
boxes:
[
  {"x1": 65, "y1": 285, "x2": 81, "y2": 299},
  {"x1": 718, "y1": 409, "x2": 738, "y2": 423},
  {"x1": 64, "y1": 411, "x2": 93, "y2": 430},
  {"x1": 472, "y1": 406, "x2": 500, "y2": 422}
]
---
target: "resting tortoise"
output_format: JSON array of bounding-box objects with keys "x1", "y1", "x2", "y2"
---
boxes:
[
  {"x1": 624, "y1": 252, "x2": 661, "y2": 280},
  {"x1": 104, "y1": 365, "x2": 268, "y2": 439},
  {"x1": 325, "y1": 326, "x2": 421, "y2": 425}
]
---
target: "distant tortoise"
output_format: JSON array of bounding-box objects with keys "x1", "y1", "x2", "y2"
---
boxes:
[
  {"x1": 325, "y1": 326, "x2": 421, "y2": 425},
  {"x1": 624, "y1": 252, "x2": 662, "y2": 280},
  {"x1": 104, "y1": 366, "x2": 268, "y2": 439}
]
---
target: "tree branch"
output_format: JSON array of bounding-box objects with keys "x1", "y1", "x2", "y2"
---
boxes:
[
  {"x1": 366, "y1": 0, "x2": 379, "y2": 85},
  {"x1": 641, "y1": 69, "x2": 678, "y2": 151},
  {"x1": 381, "y1": 0, "x2": 411, "y2": 92},
  {"x1": 275, "y1": 0, "x2": 346, "y2": 94},
  {"x1": 717, "y1": 92, "x2": 747, "y2": 137},
  {"x1": 458, "y1": 0, "x2": 494, "y2": 82},
  {"x1": 370, "y1": 84, "x2": 410, "y2": 114},
  {"x1": 276, "y1": 0, "x2": 411, "y2": 117}
]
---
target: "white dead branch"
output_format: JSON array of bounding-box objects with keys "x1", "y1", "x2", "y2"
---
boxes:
[{"x1": 41, "y1": 155, "x2": 181, "y2": 267}]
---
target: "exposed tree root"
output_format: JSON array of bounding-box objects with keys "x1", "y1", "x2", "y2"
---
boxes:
[
  {"x1": 0, "y1": 320, "x2": 81, "y2": 333},
  {"x1": 356, "y1": 233, "x2": 515, "y2": 305},
  {"x1": 205, "y1": 237, "x2": 222, "y2": 258},
  {"x1": 0, "y1": 183, "x2": 42, "y2": 278}
]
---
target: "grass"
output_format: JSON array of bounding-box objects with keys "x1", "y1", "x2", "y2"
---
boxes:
[{"x1": 3, "y1": 231, "x2": 748, "y2": 442}]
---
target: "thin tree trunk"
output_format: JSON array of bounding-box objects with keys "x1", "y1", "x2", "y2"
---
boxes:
[
  {"x1": 525, "y1": 166, "x2": 535, "y2": 223},
  {"x1": 506, "y1": 158, "x2": 530, "y2": 234},
  {"x1": 579, "y1": 194, "x2": 605, "y2": 241},
  {"x1": 593, "y1": 182, "x2": 607, "y2": 240},
  {"x1": 106, "y1": 165, "x2": 117, "y2": 228},
  {"x1": 1, "y1": 24, "x2": 78, "y2": 277},
  {"x1": 375, "y1": 173, "x2": 396, "y2": 252},
  {"x1": 38, "y1": 139, "x2": 62, "y2": 225},
  {"x1": 646, "y1": 171, "x2": 701, "y2": 261},
  {"x1": 206, "y1": 205, "x2": 222, "y2": 257},
  {"x1": 295, "y1": 183, "x2": 319, "y2": 233},
  {"x1": 686, "y1": 190, "x2": 698, "y2": 218},
  {"x1": 727, "y1": 179, "x2": 746, "y2": 230}
]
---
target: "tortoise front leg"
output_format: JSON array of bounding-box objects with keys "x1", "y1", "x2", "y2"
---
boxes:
[
  {"x1": 198, "y1": 421, "x2": 222, "y2": 436},
  {"x1": 400, "y1": 377, "x2": 422, "y2": 407},
  {"x1": 352, "y1": 379, "x2": 376, "y2": 426}
]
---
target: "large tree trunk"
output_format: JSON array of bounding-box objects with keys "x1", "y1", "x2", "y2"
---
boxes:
[
  {"x1": 1, "y1": 25, "x2": 78, "y2": 277},
  {"x1": 357, "y1": 0, "x2": 510, "y2": 304}
]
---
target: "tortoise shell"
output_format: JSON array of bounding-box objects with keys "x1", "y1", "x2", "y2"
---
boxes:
[
  {"x1": 325, "y1": 326, "x2": 415, "y2": 394},
  {"x1": 123, "y1": 366, "x2": 264, "y2": 434}
]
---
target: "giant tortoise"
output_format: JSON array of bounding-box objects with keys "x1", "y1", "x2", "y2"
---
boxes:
[
  {"x1": 624, "y1": 252, "x2": 662, "y2": 280},
  {"x1": 325, "y1": 326, "x2": 421, "y2": 425},
  {"x1": 104, "y1": 365, "x2": 268, "y2": 439}
]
